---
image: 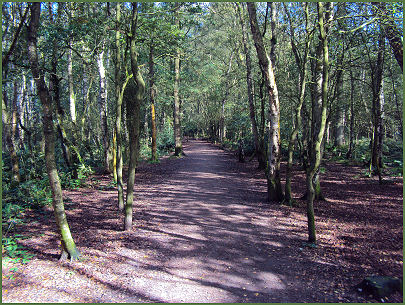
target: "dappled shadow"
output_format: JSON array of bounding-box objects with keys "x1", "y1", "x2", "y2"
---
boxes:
[{"x1": 3, "y1": 140, "x2": 402, "y2": 303}]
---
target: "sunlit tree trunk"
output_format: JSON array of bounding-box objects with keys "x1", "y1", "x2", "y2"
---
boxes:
[
  {"x1": 2, "y1": 90, "x2": 21, "y2": 185},
  {"x1": 28, "y1": 2, "x2": 80, "y2": 261},
  {"x1": 67, "y1": 47, "x2": 76, "y2": 125},
  {"x1": 149, "y1": 43, "x2": 158, "y2": 161},
  {"x1": 333, "y1": 56, "x2": 345, "y2": 147},
  {"x1": 115, "y1": 2, "x2": 124, "y2": 210},
  {"x1": 97, "y1": 48, "x2": 110, "y2": 173},
  {"x1": 247, "y1": 2, "x2": 283, "y2": 202},
  {"x1": 173, "y1": 3, "x2": 183, "y2": 156},
  {"x1": 236, "y1": 3, "x2": 266, "y2": 170}
]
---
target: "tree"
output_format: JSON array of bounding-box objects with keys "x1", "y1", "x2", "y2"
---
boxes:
[
  {"x1": 247, "y1": 2, "x2": 284, "y2": 202},
  {"x1": 173, "y1": 3, "x2": 183, "y2": 156},
  {"x1": 372, "y1": 2, "x2": 403, "y2": 72},
  {"x1": 27, "y1": 2, "x2": 80, "y2": 261},
  {"x1": 115, "y1": 2, "x2": 125, "y2": 211},
  {"x1": 236, "y1": 2, "x2": 266, "y2": 170},
  {"x1": 283, "y1": 2, "x2": 312, "y2": 205},
  {"x1": 305, "y1": 2, "x2": 334, "y2": 244},
  {"x1": 148, "y1": 43, "x2": 158, "y2": 161},
  {"x1": 125, "y1": 2, "x2": 146, "y2": 231},
  {"x1": 370, "y1": 27, "x2": 385, "y2": 183}
]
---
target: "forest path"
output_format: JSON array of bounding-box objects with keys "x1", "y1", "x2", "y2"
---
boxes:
[{"x1": 2, "y1": 140, "x2": 402, "y2": 303}]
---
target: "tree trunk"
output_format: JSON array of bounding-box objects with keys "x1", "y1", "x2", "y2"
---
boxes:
[
  {"x1": 333, "y1": 57, "x2": 345, "y2": 147},
  {"x1": 2, "y1": 90, "x2": 21, "y2": 185},
  {"x1": 173, "y1": 3, "x2": 183, "y2": 156},
  {"x1": 284, "y1": 2, "x2": 310, "y2": 204},
  {"x1": 149, "y1": 43, "x2": 158, "y2": 161},
  {"x1": 27, "y1": 2, "x2": 80, "y2": 261},
  {"x1": 97, "y1": 49, "x2": 110, "y2": 173},
  {"x1": 371, "y1": 30, "x2": 385, "y2": 183},
  {"x1": 346, "y1": 67, "x2": 355, "y2": 159},
  {"x1": 372, "y1": 2, "x2": 403, "y2": 72},
  {"x1": 115, "y1": 3, "x2": 124, "y2": 211},
  {"x1": 306, "y1": 2, "x2": 333, "y2": 244},
  {"x1": 236, "y1": 3, "x2": 266, "y2": 170},
  {"x1": 67, "y1": 46, "x2": 76, "y2": 125},
  {"x1": 247, "y1": 2, "x2": 283, "y2": 202},
  {"x1": 125, "y1": 2, "x2": 146, "y2": 231}
]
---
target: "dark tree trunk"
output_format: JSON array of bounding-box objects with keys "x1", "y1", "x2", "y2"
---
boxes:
[
  {"x1": 371, "y1": 30, "x2": 385, "y2": 183},
  {"x1": 125, "y1": 2, "x2": 145, "y2": 231},
  {"x1": 284, "y1": 2, "x2": 310, "y2": 204},
  {"x1": 306, "y1": 2, "x2": 333, "y2": 244},
  {"x1": 27, "y1": 2, "x2": 80, "y2": 261}
]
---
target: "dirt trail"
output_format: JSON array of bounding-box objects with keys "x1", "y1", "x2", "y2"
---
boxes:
[{"x1": 2, "y1": 140, "x2": 402, "y2": 302}]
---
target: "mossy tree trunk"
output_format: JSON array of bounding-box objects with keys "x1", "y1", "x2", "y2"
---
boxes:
[
  {"x1": 306, "y1": 2, "x2": 333, "y2": 244},
  {"x1": 27, "y1": 2, "x2": 80, "y2": 261},
  {"x1": 125, "y1": 2, "x2": 145, "y2": 231},
  {"x1": 284, "y1": 2, "x2": 311, "y2": 204},
  {"x1": 247, "y1": 2, "x2": 283, "y2": 202}
]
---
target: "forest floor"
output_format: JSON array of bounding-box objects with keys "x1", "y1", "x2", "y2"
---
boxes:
[{"x1": 2, "y1": 139, "x2": 403, "y2": 303}]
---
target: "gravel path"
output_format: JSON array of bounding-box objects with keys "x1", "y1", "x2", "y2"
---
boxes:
[{"x1": 2, "y1": 140, "x2": 402, "y2": 302}]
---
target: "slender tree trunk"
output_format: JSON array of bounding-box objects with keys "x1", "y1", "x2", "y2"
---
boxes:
[
  {"x1": 346, "y1": 67, "x2": 355, "y2": 159},
  {"x1": 306, "y1": 2, "x2": 333, "y2": 244},
  {"x1": 2, "y1": 90, "x2": 21, "y2": 185},
  {"x1": 27, "y1": 2, "x2": 80, "y2": 261},
  {"x1": 333, "y1": 56, "x2": 345, "y2": 147},
  {"x1": 388, "y1": 65, "x2": 403, "y2": 138},
  {"x1": 173, "y1": 3, "x2": 183, "y2": 156},
  {"x1": 247, "y1": 2, "x2": 283, "y2": 202},
  {"x1": 67, "y1": 47, "x2": 76, "y2": 125},
  {"x1": 112, "y1": 128, "x2": 117, "y2": 182},
  {"x1": 149, "y1": 43, "x2": 158, "y2": 161},
  {"x1": 48, "y1": 2, "x2": 69, "y2": 169},
  {"x1": 97, "y1": 49, "x2": 110, "y2": 173},
  {"x1": 125, "y1": 2, "x2": 146, "y2": 231},
  {"x1": 371, "y1": 30, "x2": 385, "y2": 182},
  {"x1": 219, "y1": 52, "x2": 234, "y2": 144},
  {"x1": 284, "y1": 2, "x2": 310, "y2": 204},
  {"x1": 115, "y1": 3, "x2": 124, "y2": 210},
  {"x1": 236, "y1": 3, "x2": 266, "y2": 170}
]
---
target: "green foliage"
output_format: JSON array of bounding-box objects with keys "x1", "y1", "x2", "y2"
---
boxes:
[
  {"x1": 2, "y1": 236, "x2": 35, "y2": 265},
  {"x1": 60, "y1": 163, "x2": 94, "y2": 190},
  {"x1": 157, "y1": 121, "x2": 175, "y2": 153},
  {"x1": 325, "y1": 137, "x2": 403, "y2": 177}
]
